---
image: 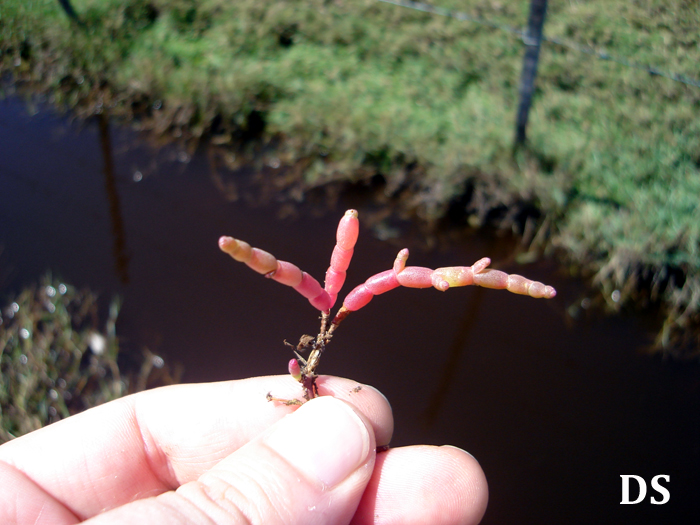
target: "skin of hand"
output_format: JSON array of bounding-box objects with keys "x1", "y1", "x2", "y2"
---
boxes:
[{"x1": 0, "y1": 375, "x2": 488, "y2": 525}]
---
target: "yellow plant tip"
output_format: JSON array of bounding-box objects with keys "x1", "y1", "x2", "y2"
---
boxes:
[{"x1": 218, "y1": 236, "x2": 251, "y2": 262}]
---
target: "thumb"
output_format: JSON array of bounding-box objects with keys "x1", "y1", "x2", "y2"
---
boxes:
[{"x1": 85, "y1": 396, "x2": 376, "y2": 525}]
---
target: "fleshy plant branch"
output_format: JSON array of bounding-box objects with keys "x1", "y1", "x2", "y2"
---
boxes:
[{"x1": 219, "y1": 209, "x2": 556, "y2": 404}]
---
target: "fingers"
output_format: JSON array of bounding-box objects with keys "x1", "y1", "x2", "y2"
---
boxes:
[
  {"x1": 316, "y1": 375, "x2": 393, "y2": 447},
  {"x1": 0, "y1": 460, "x2": 80, "y2": 524},
  {"x1": 351, "y1": 445, "x2": 488, "y2": 525},
  {"x1": 0, "y1": 376, "x2": 393, "y2": 521},
  {"x1": 0, "y1": 376, "x2": 488, "y2": 525},
  {"x1": 83, "y1": 396, "x2": 376, "y2": 525}
]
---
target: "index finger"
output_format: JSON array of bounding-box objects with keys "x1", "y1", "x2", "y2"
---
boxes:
[{"x1": 0, "y1": 375, "x2": 393, "y2": 521}]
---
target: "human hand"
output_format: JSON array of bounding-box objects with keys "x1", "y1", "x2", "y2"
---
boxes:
[{"x1": 0, "y1": 375, "x2": 488, "y2": 524}]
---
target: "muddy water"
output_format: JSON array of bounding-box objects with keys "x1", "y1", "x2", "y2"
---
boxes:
[{"x1": 1, "y1": 96, "x2": 698, "y2": 523}]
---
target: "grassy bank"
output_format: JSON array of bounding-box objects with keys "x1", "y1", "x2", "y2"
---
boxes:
[{"x1": 1, "y1": 0, "x2": 699, "y2": 356}]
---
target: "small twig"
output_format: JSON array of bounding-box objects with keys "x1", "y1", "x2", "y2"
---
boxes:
[{"x1": 315, "y1": 310, "x2": 329, "y2": 348}]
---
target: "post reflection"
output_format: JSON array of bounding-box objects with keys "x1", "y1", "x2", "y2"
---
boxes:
[{"x1": 97, "y1": 112, "x2": 129, "y2": 284}]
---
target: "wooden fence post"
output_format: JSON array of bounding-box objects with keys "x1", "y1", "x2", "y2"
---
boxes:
[
  {"x1": 57, "y1": 0, "x2": 85, "y2": 27},
  {"x1": 514, "y1": 0, "x2": 548, "y2": 146}
]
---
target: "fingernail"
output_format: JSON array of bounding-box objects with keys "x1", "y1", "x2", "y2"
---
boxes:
[
  {"x1": 265, "y1": 396, "x2": 372, "y2": 488},
  {"x1": 443, "y1": 444, "x2": 479, "y2": 463}
]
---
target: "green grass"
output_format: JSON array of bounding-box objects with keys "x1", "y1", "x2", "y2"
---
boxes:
[
  {"x1": 1, "y1": 0, "x2": 699, "y2": 356},
  {"x1": 0, "y1": 277, "x2": 179, "y2": 442}
]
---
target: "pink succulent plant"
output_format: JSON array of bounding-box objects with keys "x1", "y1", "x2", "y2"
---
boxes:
[{"x1": 220, "y1": 209, "x2": 556, "y2": 403}]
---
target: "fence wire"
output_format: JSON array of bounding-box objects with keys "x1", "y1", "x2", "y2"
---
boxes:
[{"x1": 377, "y1": 0, "x2": 700, "y2": 89}]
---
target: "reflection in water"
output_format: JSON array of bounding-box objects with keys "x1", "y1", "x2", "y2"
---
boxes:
[
  {"x1": 423, "y1": 285, "x2": 486, "y2": 426},
  {"x1": 0, "y1": 96, "x2": 698, "y2": 525},
  {"x1": 97, "y1": 112, "x2": 129, "y2": 284}
]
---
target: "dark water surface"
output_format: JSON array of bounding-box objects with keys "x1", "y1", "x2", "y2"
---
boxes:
[{"x1": 1, "y1": 96, "x2": 698, "y2": 523}]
